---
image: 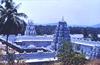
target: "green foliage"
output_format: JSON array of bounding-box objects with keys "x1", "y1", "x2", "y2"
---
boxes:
[
  {"x1": 35, "y1": 25, "x2": 56, "y2": 35},
  {"x1": 71, "y1": 53, "x2": 87, "y2": 65},
  {"x1": 58, "y1": 41, "x2": 87, "y2": 65},
  {"x1": 58, "y1": 41, "x2": 73, "y2": 55},
  {"x1": 90, "y1": 33, "x2": 98, "y2": 41},
  {"x1": 35, "y1": 25, "x2": 100, "y2": 36},
  {"x1": 0, "y1": 0, "x2": 28, "y2": 65},
  {"x1": 0, "y1": 0, "x2": 27, "y2": 35},
  {"x1": 82, "y1": 28, "x2": 89, "y2": 38}
]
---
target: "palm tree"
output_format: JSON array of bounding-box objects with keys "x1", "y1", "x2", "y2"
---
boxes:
[
  {"x1": 0, "y1": 0, "x2": 27, "y2": 49},
  {"x1": 0, "y1": 0, "x2": 27, "y2": 35},
  {"x1": 0, "y1": 0, "x2": 27, "y2": 64}
]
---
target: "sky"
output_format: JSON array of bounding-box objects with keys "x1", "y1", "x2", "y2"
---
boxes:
[{"x1": 14, "y1": 0, "x2": 100, "y2": 26}]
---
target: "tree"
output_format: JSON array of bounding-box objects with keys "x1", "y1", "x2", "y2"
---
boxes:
[
  {"x1": 0, "y1": 0, "x2": 27, "y2": 52},
  {"x1": 0, "y1": 0, "x2": 27, "y2": 64},
  {"x1": 0, "y1": 0, "x2": 27, "y2": 35},
  {"x1": 82, "y1": 28, "x2": 89, "y2": 38},
  {"x1": 35, "y1": 25, "x2": 56, "y2": 35},
  {"x1": 71, "y1": 53, "x2": 88, "y2": 65},
  {"x1": 58, "y1": 41, "x2": 87, "y2": 65},
  {"x1": 90, "y1": 33, "x2": 98, "y2": 41}
]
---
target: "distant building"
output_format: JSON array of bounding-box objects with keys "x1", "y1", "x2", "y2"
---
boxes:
[{"x1": 25, "y1": 20, "x2": 36, "y2": 36}]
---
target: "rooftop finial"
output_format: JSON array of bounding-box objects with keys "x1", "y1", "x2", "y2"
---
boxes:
[{"x1": 62, "y1": 16, "x2": 64, "y2": 22}]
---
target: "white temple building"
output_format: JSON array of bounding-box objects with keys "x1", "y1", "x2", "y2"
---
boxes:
[
  {"x1": 0, "y1": 18, "x2": 100, "y2": 63},
  {"x1": 25, "y1": 20, "x2": 36, "y2": 36}
]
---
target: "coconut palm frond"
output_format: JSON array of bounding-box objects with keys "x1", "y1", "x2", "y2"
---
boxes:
[
  {"x1": 0, "y1": 14, "x2": 7, "y2": 22},
  {"x1": 14, "y1": 16, "x2": 26, "y2": 34},
  {"x1": 0, "y1": 8, "x2": 4, "y2": 11},
  {"x1": 12, "y1": 15, "x2": 19, "y2": 26},
  {"x1": 14, "y1": 3, "x2": 21, "y2": 10},
  {"x1": 10, "y1": 0, "x2": 13, "y2": 2},
  {"x1": 0, "y1": 9, "x2": 6, "y2": 15},
  {"x1": 15, "y1": 16, "x2": 26, "y2": 28},
  {"x1": 0, "y1": 5, "x2": 5, "y2": 9},
  {"x1": 0, "y1": 0, "x2": 27, "y2": 35},
  {"x1": 0, "y1": 9, "x2": 5, "y2": 14},
  {"x1": 15, "y1": 13, "x2": 28, "y2": 18},
  {"x1": 1, "y1": 0, "x2": 5, "y2": 4},
  {"x1": 1, "y1": 0, "x2": 12, "y2": 4},
  {"x1": 15, "y1": 16, "x2": 24, "y2": 24},
  {"x1": 0, "y1": 5, "x2": 5, "y2": 13}
]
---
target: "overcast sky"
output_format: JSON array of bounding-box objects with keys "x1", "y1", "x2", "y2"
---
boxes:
[{"x1": 14, "y1": 0, "x2": 100, "y2": 26}]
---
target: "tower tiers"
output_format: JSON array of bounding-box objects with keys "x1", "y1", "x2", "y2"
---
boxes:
[{"x1": 54, "y1": 18, "x2": 70, "y2": 51}]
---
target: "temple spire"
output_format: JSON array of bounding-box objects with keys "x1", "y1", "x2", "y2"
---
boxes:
[
  {"x1": 54, "y1": 17, "x2": 70, "y2": 51},
  {"x1": 61, "y1": 16, "x2": 65, "y2": 22},
  {"x1": 25, "y1": 20, "x2": 36, "y2": 36}
]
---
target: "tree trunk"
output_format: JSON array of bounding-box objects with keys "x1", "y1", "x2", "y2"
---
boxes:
[
  {"x1": 6, "y1": 35, "x2": 9, "y2": 54},
  {"x1": 6, "y1": 35, "x2": 10, "y2": 65}
]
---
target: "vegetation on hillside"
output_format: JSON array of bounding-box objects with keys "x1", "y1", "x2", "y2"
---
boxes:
[
  {"x1": 0, "y1": 48, "x2": 28, "y2": 65},
  {"x1": 35, "y1": 25, "x2": 100, "y2": 41},
  {"x1": 58, "y1": 41, "x2": 88, "y2": 65}
]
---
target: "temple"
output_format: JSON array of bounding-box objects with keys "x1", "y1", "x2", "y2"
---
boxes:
[
  {"x1": 0, "y1": 17, "x2": 100, "y2": 63},
  {"x1": 25, "y1": 20, "x2": 36, "y2": 36}
]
